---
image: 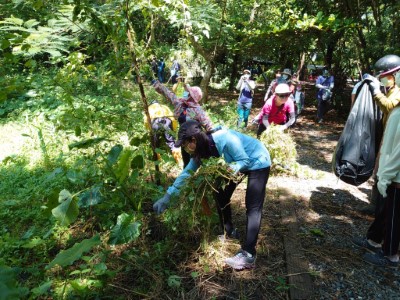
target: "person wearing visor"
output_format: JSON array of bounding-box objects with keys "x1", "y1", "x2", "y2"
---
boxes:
[
  {"x1": 153, "y1": 120, "x2": 271, "y2": 270},
  {"x1": 315, "y1": 69, "x2": 334, "y2": 124},
  {"x1": 253, "y1": 83, "x2": 296, "y2": 138},
  {"x1": 264, "y1": 69, "x2": 281, "y2": 101},
  {"x1": 236, "y1": 69, "x2": 256, "y2": 128},
  {"x1": 365, "y1": 54, "x2": 400, "y2": 127},
  {"x1": 152, "y1": 79, "x2": 214, "y2": 167},
  {"x1": 352, "y1": 54, "x2": 400, "y2": 268}
]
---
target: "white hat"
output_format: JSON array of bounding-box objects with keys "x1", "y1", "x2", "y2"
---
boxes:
[{"x1": 275, "y1": 83, "x2": 291, "y2": 94}]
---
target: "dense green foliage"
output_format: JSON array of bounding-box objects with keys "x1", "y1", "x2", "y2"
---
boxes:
[{"x1": 0, "y1": 0, "x2": 399, "y2": 298}]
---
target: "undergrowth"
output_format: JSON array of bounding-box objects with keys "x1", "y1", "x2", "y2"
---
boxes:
[{"x1": 0, "y1": 64, "x2": 297, "y2": 299}]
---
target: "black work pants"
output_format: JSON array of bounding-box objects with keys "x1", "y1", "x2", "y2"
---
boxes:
[
  {"x1": 367, "y1": 184, "x2": 400, "y2": 256},
  {"x1": 214, "y1": 167, "x2": 270, "y2": 255}
]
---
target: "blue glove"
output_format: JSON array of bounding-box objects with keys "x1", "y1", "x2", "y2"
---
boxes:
[{"x1": 153, "y1": 193, "x2": 171, "y2": 214}]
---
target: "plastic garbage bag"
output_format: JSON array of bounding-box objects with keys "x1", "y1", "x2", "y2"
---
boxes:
[{"x1": 332, "y1": 80, "x2": 383, "y2": 186}]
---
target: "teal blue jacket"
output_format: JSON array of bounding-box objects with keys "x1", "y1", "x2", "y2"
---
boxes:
[{"x1": 167, "y1": 129, "x2": 271, "y2": 196}]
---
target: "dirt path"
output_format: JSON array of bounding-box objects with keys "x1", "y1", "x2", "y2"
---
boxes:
[{"x1": 190, "y1": 92, "x2": 400, "y2": 299}]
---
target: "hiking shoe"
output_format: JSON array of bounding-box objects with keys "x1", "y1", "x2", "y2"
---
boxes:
[
  {"x1": 218, "y1": 228, "x2": 240, "y2": 242},
  {"x1": 363, "y1": 251, "x2": 399, "y2": 269},
  {"x1": 224, "y1": 249, "x2": 255, "y2": 270},
  {"x1": 352, "y1": 237, "x2": 381, "y2": 253}
]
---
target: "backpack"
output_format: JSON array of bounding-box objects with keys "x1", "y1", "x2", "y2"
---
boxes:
[{"x1": 332, "y1": 80, "x2": 383, "y2": 186}]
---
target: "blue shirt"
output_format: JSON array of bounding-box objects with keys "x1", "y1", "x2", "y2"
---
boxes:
[
  {"x1": 167, "y1": 129, "x2": 271, "y2": 196},
  {"x1": 316, "y1": 75, "x2": 334, "y2": 100}
]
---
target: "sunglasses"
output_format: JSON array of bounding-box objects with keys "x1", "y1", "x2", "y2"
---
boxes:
[{"x1": 276, "y1": 93, "x2": 291, "y2": 98}]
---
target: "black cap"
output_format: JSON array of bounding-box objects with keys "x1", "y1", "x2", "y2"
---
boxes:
[{"x1": 174, "y1": 120, "x2": 202, "y2": 147}]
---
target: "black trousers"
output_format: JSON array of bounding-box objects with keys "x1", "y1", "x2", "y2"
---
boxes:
[
  {"x1": 214, "y1": 167, "x2": 270, "y2": 255},
  {"x1": 367, "y1": 184, "x2": 400, "y2": 256}
]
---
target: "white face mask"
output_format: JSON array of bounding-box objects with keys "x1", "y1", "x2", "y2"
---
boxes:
[
  {"x1": 243, "y1": 74, "x2": 250, "y2": 80},
  {"x1": 183, "y1": 91, "x2": 190, "y2": 99},
  {"x1": 395, "y1": 72, "x2": 400, "y2": 87},
  {"x1": 380, "y1": 77, "x2": 390, "y2": 87}
]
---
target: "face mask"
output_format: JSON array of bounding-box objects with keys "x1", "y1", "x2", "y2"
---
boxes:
[
  {"x1": 296, "y1": 86, "x2": 302, "y2": 91},
  {"x1": 380, "y1": 77, "x2": 390, "y2": 87},
  {"x1": 282, "y1": 74, "x2": 288, "y2": 80},
  {"x1": 395, "y1": 72, "x2": 400, "y2": 87},
  {"x1": 243, "y1": 74, "x2": 250, "y2": 80},
  {"x1": 183, "y1": 91, "x2": 190, "y2": 99}
]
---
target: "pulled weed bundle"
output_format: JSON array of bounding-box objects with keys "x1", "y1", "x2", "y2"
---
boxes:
[
  {"x1": 163, "y1": 157, "x2": 243, "y2": 239},
  {"x1": 259, "y1": 124, "x2": 298, "y2": 174}
]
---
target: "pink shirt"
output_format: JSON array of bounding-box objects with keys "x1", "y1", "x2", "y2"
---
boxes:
[{"x1": 261, "y1": 95, "x2": 295, "y2": 124}]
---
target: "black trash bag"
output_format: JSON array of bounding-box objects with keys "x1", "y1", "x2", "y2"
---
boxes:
[{"x1": 332, "y1": 80, "x2": 383, "y2": 186}]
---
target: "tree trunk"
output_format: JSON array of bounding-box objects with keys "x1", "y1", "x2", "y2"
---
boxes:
[
  {"x1": 125, "y1": 2, "x2": 160, "y2": 184},
  {"x1": 297, "y1": 52, "x2": 306, "y2": 79},
  {"x1": 229, "y1": 53, "x2": 240, "y2": 91},
  {"x1": 200, "y1": 61, "x2": 214, "y2": 103}
]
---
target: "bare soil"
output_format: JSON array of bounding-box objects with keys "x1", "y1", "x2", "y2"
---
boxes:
[{"x1": 180, "y1": 88, "x2": 400, "y2": 300}]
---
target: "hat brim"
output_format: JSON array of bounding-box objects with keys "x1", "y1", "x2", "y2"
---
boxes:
[{"x1": 379, "y1": 66, "x2": 400, "y2": 77}]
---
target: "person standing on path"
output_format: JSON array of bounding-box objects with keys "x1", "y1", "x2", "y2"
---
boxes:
[
  {"x1": 352, "y1": 103, "x2": 400, "y2": 268},
  {"x1": 236, "y1": 69, "x2": 256, "y2": 128},
  {"x1": 315, "y1": 69, "x2": 334, "y2": 123},
  {"x1": 152, "y1": 120, "x2": 271, "y2": 270},
  {"x1": 264, "y1": 69, "x2": 281, "y2": 101},
  {"x1": 253, "y1": 83, "x2": 296, "y2": 138},
  {"x1": 157, "y1": 58, "x2": 166, "y2": 83},
  {"x1": 352, "y1": 54, "x2": 400, "y2": 267}
]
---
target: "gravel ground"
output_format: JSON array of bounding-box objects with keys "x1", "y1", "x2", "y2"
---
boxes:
[
  {"x1": 276, "y1": 106, "x2": 400, "y2": 299},
  {"x1": 179, "y1": 92, "x2": 400, "y2": 300}
]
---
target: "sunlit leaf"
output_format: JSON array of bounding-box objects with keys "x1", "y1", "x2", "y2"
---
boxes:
[
  {"x1": 52, "y1": 190, "x2": 79, "y2": 226},
  {"x1": 108, "y1": 213, "x2": 141, "y2": 245},
  {"x1": 46, "y1": 235, "x2": 101, "y2": 269}
]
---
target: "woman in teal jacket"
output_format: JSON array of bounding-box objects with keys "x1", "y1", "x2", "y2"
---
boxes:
[{"x1": 153, "y1": 120, "x2": 271, "y2": 270}]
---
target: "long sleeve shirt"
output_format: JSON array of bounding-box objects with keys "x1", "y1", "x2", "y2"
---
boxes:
[
  {"x1": 167, "y1": 129, "x2": 271, "y2": 196},
  {"x1": 153, "y1": 81, "x2": 213, "y2": 131},
  {"x1": 374, "y1": 85, "x2": 400, "y2": 127},
  {"x1": 377, "y1": 106, "x2": 400, "y2": 197},
  {"x1": 236, "y1": 77, "x2": 256, "y2": 103}
]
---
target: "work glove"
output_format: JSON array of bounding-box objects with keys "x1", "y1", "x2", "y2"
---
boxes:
[
  {"x1": 153, "y1": 193, "x2": 171, "y2": 214},
  {"x1": 252, "y1": 113, "x2": 261, "y2": 124},
  {"x1": 363, "y1": 74, "x2": 381, "y2": 96},
  {"x1": 377, "y1": 180, "x2": 388, "y2": 198}
]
